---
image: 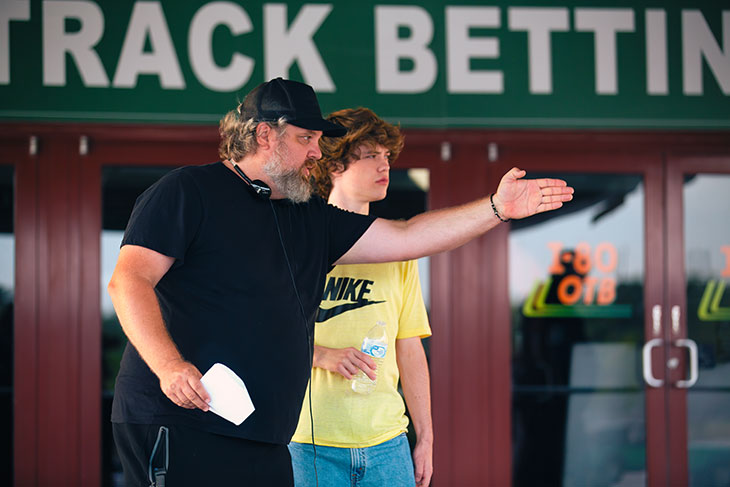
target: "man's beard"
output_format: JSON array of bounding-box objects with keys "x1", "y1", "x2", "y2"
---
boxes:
[{"x1": 263, "y1": 139, "x2": 313, "y2": 203}]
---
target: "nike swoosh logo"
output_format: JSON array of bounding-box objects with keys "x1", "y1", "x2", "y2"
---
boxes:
[{"x1": 317, "y1": 300, "x2": 385, "y2": 323}]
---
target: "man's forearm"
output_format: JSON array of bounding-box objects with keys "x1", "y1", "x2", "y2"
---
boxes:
[
  {"x1": 337, "y1": 167, "x2": 573, "y2": 265},
  {"x1": 338, "y1": 196, "x2": 498, "y2": 264},
  {"x1": 398, "y1": 196, "x2": 497, "y2": 261},
  {"x1": 108, "y1": 272, "x2": 183, "y2": 377}
]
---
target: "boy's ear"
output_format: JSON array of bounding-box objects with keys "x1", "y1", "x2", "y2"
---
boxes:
[{"x1": 331, "y1": 161, "x2": 346, "y2": 176}]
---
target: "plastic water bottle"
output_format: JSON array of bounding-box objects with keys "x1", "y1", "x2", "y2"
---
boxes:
[{"x1": 352, "y1": 321, "x2": 387, "y2": 394}]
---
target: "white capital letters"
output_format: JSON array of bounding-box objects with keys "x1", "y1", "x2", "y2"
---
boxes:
[
  {"x1": 575, "y1": 8, "x2": 635, "y2": 95},
  {"x1": 189, "y1": 2, "x2": 253, "y2": 92},
  {"x1": 113, "y1": 2, "x2": 184, "y2": 89},
  {"x1": 375, "y1": 6, "x2": 436, "y2": 93},
  {"x1": 43, "y1": 0, "x2": 109, "y2": 87},
  {"x1": 683, "y1": 10, "x2": 730, "y2": 95},
  {"x1": 646, "y1": 9, "x2": 668, "y2": 95},
  {"x1": 447, "y1": 7, "x2": 502, "y2": 93},
  {"x1": 1, "y1": 0, "x2": 30, "y2": 84},
  {"x1": 264, "y1": 4, "x2": 334, "y2": 92},
  {"x1": 509, "y1": 7, "x2": 569, "y2": 94}
]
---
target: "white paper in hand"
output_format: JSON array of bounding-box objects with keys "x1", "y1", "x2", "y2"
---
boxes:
[{"x1": 200, "y1": 363, "x2": 255, "y2": 426}]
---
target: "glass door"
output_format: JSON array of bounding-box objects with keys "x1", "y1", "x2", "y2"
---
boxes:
[
  {"x1": 510, "y1": 172, "x2": 650, "y2": 486},
  {"x1": 501, "y1": 152, "x2": 669, "y2": 487},
  {"x1": 507, "y1": 153, "x2": 730, "y2": 487},
  {"x1": 666, "y1": 156, "x2": 730, "y2": 487}
]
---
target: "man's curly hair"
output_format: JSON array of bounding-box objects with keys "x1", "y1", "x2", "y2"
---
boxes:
[
  {"x1": 311, "y1": 108, "x2": 404, "y2": 199},
  {"x1": 218, "y1": 105, "x2": 287, "y2": 162}
]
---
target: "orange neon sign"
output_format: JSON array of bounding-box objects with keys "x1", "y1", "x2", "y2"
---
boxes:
[{"x1": 547, "y1": 241, "x2": 618, "y2": 306}]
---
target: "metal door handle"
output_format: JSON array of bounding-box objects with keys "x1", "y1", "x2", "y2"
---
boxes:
[
  {"x1": 642, "y1": 338, "x2": 664, "y2": 388},
  {"x1": 652, "y1": 304, "x2": 661, "y2": 336},
  {"x1": 674, "y1": 338, "x2": 698, "y2": 388}
]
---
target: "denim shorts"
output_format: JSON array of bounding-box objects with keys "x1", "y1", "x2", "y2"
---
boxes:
[{"x1": 289, "y1": 433, "x2": 416, "y2": 487}]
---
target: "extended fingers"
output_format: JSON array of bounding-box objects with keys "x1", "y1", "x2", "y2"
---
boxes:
[
  {"x1": 537, "y1": 177, "x2": 570, "y2": 189},
  {"x1": 541, "y1": 191, "x2": 574, "y2": 202},
  {"x1": 537, "y1": 181, "x2": 574, "y2": 199},
  {"x1": 534, "y1": 187, "x2": 573, "y2": 213}
]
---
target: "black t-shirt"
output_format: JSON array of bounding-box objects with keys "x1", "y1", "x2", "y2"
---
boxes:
[{"x1": 111, "y1": 162, "x2": 375, "y2": 444}]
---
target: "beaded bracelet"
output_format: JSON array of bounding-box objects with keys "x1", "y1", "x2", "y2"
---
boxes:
[{"x1": 490, "y1": 193, "x2": 510, "y2": 222}]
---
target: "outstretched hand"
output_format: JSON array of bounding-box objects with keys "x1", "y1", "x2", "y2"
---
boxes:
[{"x1": 493, "y1": 167, "x2": 574, "y2": 220}]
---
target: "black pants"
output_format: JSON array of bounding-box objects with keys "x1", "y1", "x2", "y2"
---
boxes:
[{"x1": 113, "y1": 422, "x2": 294, "y2": 486}]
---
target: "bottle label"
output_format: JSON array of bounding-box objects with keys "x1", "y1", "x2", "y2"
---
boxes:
[{"x1": 362, "y1": 338, "x2": 387, "y2": 358}]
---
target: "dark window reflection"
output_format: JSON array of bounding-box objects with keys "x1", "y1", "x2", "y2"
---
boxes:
[
  {"x1": 683, "y1": 174, "x2": 730, "y2": 487},
  {"x1": 0, "y1": 165, "x2": 13, "y2": 485},
  {"x1": 510, "y1": 174, "x2": 646, "y2": 487}
]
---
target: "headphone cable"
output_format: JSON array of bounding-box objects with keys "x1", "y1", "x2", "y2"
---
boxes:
[{"x1": 268, "y1": 199, "x2": 319, "y2": 487}]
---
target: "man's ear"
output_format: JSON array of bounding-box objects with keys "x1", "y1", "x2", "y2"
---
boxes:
[{"x1": 255, "y1": 123, "x2": 274, "y2": 150}]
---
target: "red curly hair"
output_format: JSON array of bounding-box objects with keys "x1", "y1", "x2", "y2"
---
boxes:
[{"x1": 311, "y1": 108, "x2": 404, "y2": 199}]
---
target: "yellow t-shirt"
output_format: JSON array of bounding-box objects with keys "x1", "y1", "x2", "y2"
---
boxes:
[{"x1": 291, "y1": 260, "x2": 431, "y2": 448}]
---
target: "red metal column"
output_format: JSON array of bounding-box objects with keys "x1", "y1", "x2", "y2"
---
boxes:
[
  {"x1": 12, "y1": 136, "x2": 39, "y2": 486},
  {"x1": 35, "y1": 136, "x2": 84, "y2": 485},
  {"x1": 79, "y1": 145, "x2": 102, "y2": 487}
]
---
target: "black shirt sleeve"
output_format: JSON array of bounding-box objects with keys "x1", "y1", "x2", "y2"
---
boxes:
[
  {"x1": 324, "y1": 201, "x2": 376, "y2": 265},
  {"x1": 121, "y1": 167, "x2": 203, "y2": 262}
]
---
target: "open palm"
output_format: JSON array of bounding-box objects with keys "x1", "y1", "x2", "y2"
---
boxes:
[{"x1": 494, "y1": 167, "x2": 574, "y2": 220}]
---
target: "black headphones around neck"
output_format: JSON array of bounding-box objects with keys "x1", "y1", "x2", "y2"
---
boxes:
[{"x1": 231, "y1": 161, "x2": 272, "y2": 199}]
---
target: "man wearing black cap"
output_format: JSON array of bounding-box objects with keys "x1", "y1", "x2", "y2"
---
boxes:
[{"x1": 108, "y1": 78, "x2": 573, "y2": 486}]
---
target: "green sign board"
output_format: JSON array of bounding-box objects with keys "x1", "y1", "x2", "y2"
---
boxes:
[{"x1": 1, "y1": 0, "x2": 728, "y2": 128}]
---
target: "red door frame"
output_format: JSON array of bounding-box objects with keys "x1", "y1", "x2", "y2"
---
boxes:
[
  {"x1": 3, "y1": 123, "x2": 730, "y2": 486},
  {"x1": 665, "y1": 153, "x2": 730, "y2": 486},
  {"x1": 12, "y1": 130, "x2": 102, "y2": 486}
]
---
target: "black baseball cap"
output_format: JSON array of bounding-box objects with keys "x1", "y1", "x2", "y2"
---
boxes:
[{"x1": 240, "y1": 78, "x2": 346, "y2": 137}]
